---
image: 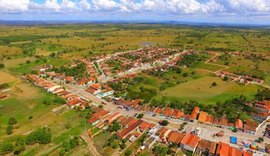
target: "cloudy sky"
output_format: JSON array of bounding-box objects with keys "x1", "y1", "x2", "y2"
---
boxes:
[{"x1": 0, "y1": 0, "x2": 270, "y2": 24}]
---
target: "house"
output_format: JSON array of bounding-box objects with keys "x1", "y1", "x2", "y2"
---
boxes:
[
  {"x1": 126, "y1": 131, "x2": 141, "y2": 142},
  {"x1": 88, "y1": 109, "x2": 110, "y2": 126},
  {"x1": 216, "y1": 142, "x2": 230, "y2": 156},
  {"x1": 154, "y1": 107, "x2": 163, "y2": 115},
  {"x1": 190, "y1": 107, "x2": 200, "y2": 121},
  {"x1": 104, "y1": 112, "x2": 121, "y2": 124},
  {"x1": 235, "y1": 119, "x2": 243, "y2": 130},
  {"x1": 67, "y1": 99, "x2": 83, "y2": 108},
  {"x1": 86, "y1": 83, "x2": 101, "y2": 95},
  {"x1": 180, "y1": 133, "x2": 200, "y2": 152},
  {"x1": 255, "y1": 101, "x2": 270, "y2": 113},
  {"x1": 243, "y1": 119, "x2": 259, "y2": 134},
  {"x1": 167, "y1": 131, "x2": 185, "y2": 145},
  {"x1": 139, "y1": 121, "x2": 151, "y2": 132},
  {"x1": 171, "y1": 109, "x2": 184, "y2": 119},
  {"x1": 194, "y1": 139, "x2": 217, "y2": 156},
  {"x1": 117, "y1": 120, "x2": 143, "y2": 139},
  {"x1": 162, "y1": 108, "x2": 174, "y2": 117},
  {"x1": 198, "y1": 111, "x2": 208, "y2": 123},
  {"x1": 155, "y1": 127, "x2": 171, "y2": 142},
  {"x1": 205, "y1": 114, "x2": 214, "y2": 124}
]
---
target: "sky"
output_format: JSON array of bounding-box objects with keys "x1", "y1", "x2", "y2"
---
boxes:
[{"x1": 0, "y1": 0, "x2": 270, "y2": 25}]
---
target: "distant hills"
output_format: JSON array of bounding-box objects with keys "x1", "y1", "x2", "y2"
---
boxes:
[{"x1": 0, "y1": 20, "x2": 269, "y2": 28}]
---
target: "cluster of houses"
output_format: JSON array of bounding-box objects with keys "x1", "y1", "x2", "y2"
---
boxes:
[
  {"x1": 253, "y1": 101, "x2": 270, "y2": 122},
  {"x1": 87, "y1": 108, "x2": 253, "y2": 155},
  {"x1": 114, "y1": 99, "x2": 261, "y2": 135},
  {"x1": 215, "y1": 71, "x2": 264, "y2": 85},
  {"x1": 86, "y1": 83, "x2": 114, "y2": 98},
  {"x1": 79, "y1": 58, "x2": 100, "y2": 78},
  {"x1": 98, "y1": 47, "x2": 182, "y2": 77},
  {"x1": 25, "y1": 74, "x2": 88, "y2": 109}
]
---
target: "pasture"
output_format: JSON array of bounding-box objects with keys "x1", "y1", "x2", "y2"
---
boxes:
[{"x1": 160, "y1": 76, "x2": 262, "y2": 104}]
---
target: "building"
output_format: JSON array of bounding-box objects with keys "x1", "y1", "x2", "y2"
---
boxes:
[{"x1": 180, "y1": 133, "x2": 200, "y2": 152}]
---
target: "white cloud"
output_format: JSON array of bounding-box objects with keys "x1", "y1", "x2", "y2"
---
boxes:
[
  {"x1": 0, "y1": 0, "x2": 30, "y2": 13},
  {"x1": 92, "y1": 0, "x2": 118, "y2": 10},
  {"x1": 1, "y1": 0, "x2": 270, "y2": 18},
  {"x1": 79, "y1": 0, "x2": 91, "y2": 10},
  {"x1": 61, "y1": 0, "x2": 77, "y2": 10},
  {"x1": 44, "y1": 0, "x2": 61, "y2": 11}
]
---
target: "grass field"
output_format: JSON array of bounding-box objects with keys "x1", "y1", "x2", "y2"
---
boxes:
[{"x1": 160, "y1": 76, "x2": 262, "y2": 104}]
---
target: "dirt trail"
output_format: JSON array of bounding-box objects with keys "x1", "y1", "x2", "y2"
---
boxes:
[{"x1": 81, "y1": 132, "x2": 102, "y2": 156}]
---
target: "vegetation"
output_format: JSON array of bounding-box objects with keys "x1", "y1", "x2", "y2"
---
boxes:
[{"x1": 25, "y1": 127, "x2": 52, "y2": 145}]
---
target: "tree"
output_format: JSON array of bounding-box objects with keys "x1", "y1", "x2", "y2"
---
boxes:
[
  {"x1": 153, "y1": 145, "x2": 168, "y2": 156},
  {"x1": 108, "y1": 121, "x2": 121, "y2": 132},
  {"x1": 0, "y1": 143, "x2": 14, "y2": 155},
  {"x1": 125, "y1": 150, "x2": 132, "y2": 156},
  {"x1": 26, "y1": 127, "x2": 51, "y2": 145},
  {"x1": 14, "y1": 137, "x2": 25, "y2": 155},
  {"x1": 0, "y1": 63, "x2": 4, "y2": 69},
  {"x1": 8, "y1": 117, "x2": 17, "y2": 125},
  {"x1": 6, "y1": 125, "x2": 13, "y2": 135},
  {"x1": 120, "y1": 143, "x2": 126, "y2": 149},
  {"x1": 136, "y1": 113, "x2": 144, "y2": 119},
  {"x1": 257, "y1": 137, "x2": 264, "y2": 143},
  {"x1": 160, "y1": 120, "x2": 169, "y2": 126},
  {"x1": 211, "y1": 82, "x2": 217, "y2": 87}
]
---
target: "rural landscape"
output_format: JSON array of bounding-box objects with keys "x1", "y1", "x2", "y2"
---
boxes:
[{"x1": 0, "y1": 23, "x2": 270, "y2": 156}]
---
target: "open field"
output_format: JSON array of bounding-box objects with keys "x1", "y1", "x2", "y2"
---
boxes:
[{"x1": 160, "y1": 76, "x2": 262, "y2": 104}]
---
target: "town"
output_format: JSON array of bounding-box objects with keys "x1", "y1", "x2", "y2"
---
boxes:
[{"x1": 22, "y1": 47, "x2": 270, "y2": 156}]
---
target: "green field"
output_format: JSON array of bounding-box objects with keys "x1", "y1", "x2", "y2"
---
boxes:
[{"x1": 160, "y1": 76, "x2": 262, "y2": 104}]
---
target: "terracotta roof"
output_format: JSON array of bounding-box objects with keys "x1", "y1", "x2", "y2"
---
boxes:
[
  {"x1": 217, "y1": 142, "x2": 230, "y2": 156},
  {"x1": 90, "y1": 83, "x2": 101, "y2": 90},
  {"x1": 154, "y1": 107, "x2": 163, "y2": 114},
  {"x1": 139, "y1": 121, "x2": 151, "y2": 131},
  {"x1": 180, "y1": 133, "x2": 200, "y2": 149},
  {"x1": 205, "y1": 114, "x2": 214, "y2": 124},
  {"x1": 190, "y1": 107, "x2": 200, "y2": 120},
  {"x1": 167, "y1": 131, "x2": 185, "y2": 144},
  {"x1": 127, "y1": 118, "x2": 139, "y2": 128},
  {"x1": 243, "y1": 152, "x2": 252, "y2": 156},
  {"x1": 235, "y1": 119, "x2": 243, "y2": 129},
  {"x1": 244, "y1": 119, "x2": 259, "y2": 132},
  {"x1": 197, "y1": 139, "x2": 216, "y2": 153},
  {"x1": 117, "y1": 120, "x2": 143, "y2": 139},
  {"x1": 67, "y1": 99, "x2": 82, "y2": 107},
  {"x1": 198, "y1": 111, "x2": 208, "y2": 123},
  {"x1": 230, "y1": 147, "x2": 243, "y2": 156},
  {"x1": 105, "y1": 112, "x2": 121, "y2": 124},
  {"x1": 162, "y1": 108, "x2": 174, "y2": 116},
  {"x1": 172, "y1": 109, "x2": 184, "y2": 119}
]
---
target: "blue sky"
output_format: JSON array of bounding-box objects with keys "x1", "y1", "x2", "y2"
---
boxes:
[{"x1": 0, "y1": 0, "x2": 270, "y2": 24}]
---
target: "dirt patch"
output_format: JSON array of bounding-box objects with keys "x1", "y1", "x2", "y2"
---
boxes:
[{"x1": 0, "y1": 71, "x2": 17, "y2": 84}]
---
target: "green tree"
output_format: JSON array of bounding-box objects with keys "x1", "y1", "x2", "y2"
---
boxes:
[
  {"x1": 136, "y1": 113, "x2": 144, "y2": 119},
  {"x1": 0, "y1": 63, "x2": 4, "y2": 69},
  {"x1": 8, "y1": 117, "x2": 17, "y2": 125},
  {"x1": 0, "y1": 143, "x2": 14, "y2": 155},
  {"x1": 14, "y1": 137, "x2": 25, "y2": 155},
  {"x1": 160, "y1": 120, "x2": 169, "y2": 126},
  {"x1": 6, "y1": 125, "x2": 13, "y2": 135}
]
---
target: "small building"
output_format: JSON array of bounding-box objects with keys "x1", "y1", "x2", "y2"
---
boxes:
[{"x1": 180, "y1": 133, "x2": 200, "y2": 152}]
